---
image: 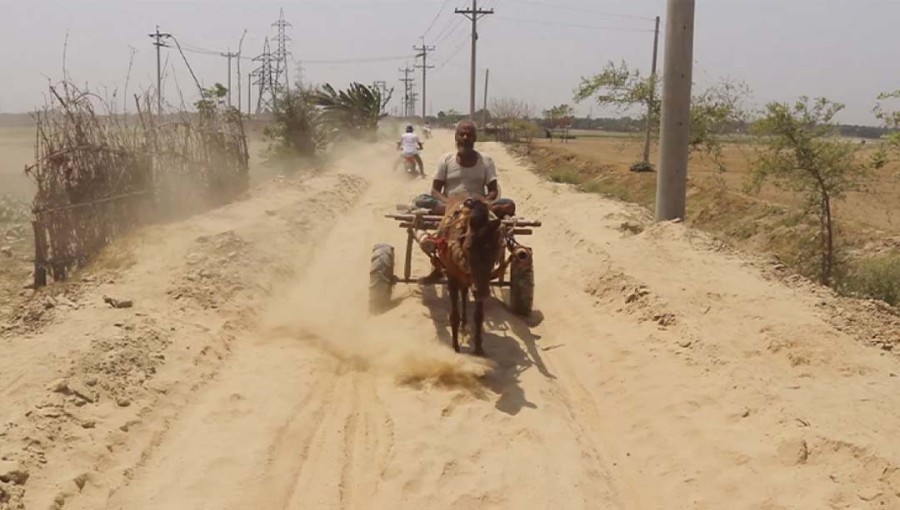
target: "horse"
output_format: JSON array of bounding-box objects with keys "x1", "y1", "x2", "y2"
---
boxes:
[{"x1": 435, "y1": 195, "x2": 504, "y2": 355}]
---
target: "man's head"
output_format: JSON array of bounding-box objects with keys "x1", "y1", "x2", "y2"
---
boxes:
[
  {"x1": 406, "y1": 125, "x2": 414, "y2": 133},
  {"x1": 455, "y1": 120, "x2": 477, "y2": 154}
]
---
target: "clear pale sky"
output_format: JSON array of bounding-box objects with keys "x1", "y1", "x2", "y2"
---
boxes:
[{"x1": 1, "y1": 0, "x2": 898, "y2": 125}]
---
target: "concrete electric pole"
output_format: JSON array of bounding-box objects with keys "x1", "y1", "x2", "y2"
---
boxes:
[
  {"x1": 148, "y1": 26, "x2": 171, "y2": 116},
  {"x1": 655, "y1": 0, "x2": 695, "y2": 222},
  {"x1": 414, "y1": 41, "x2": 435, "y2": 125},
  {"x1": 482, "y1": 68, "x2": 490, "y2": 126},
  {"x1": 221, "y1": 48, "x2": 239, "y2": 107},
  {"x1": 398, "y1": 66, "x2": 415, "y2": 118},
  {"x1": 455, "y1": 0, "x2": 493, "y2": 120},
  {"x1": 642, "y1": 16, "x2": 661, "y2": 167}
]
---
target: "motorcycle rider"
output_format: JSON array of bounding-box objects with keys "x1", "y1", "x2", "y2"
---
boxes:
[{"x1": 395, "y1": 125, "x2": 425, "y2": 178}]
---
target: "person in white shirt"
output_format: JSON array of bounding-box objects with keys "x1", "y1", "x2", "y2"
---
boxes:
[
  {"x1": 430, "y1": 120, "x2": 499, "y2": 204},
  {"x1": 419, "y1": 120, "x2": 516, "y2": 284},
  {"x1": 395, "y1": 125, "x2": 425, "y2": 177}
]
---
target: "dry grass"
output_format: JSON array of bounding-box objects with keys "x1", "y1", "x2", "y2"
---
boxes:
[
  {"x1": 521, "y1": 133, "x2": 900, "y2": 306},
  {"x1": 25, "y1": 81, "x2": 249, "y2": 286},
  {"x1": 531, "y1": 135, "x2": 900, "y2": 235},
  {"x1": 839, "y1": 253, "x2": 900, "y2": 306}
]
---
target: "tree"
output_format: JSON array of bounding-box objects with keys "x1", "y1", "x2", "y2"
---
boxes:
[
  {"x1": 541, "y1": 104, "x2": 574, "y2": 143},
  {"x1": 574, "y1": 60, "x2": 748, "y2": 170},
  {"x1": 542, "y1": 104, "x2": 574, "y2": 128},
  {"x1": 433, "y1": 109, "x2": 465, "y2": 128},
  {"x1": 873, "y1": 90, "x2": 900, "y2": 168},
  {"x1": 747, "y1": 97, "x2": 871, "y2": 286},
  {"x1": 492, "y1": 97, "x2": 533, "y2": 121},
  {"x1": 689, "y1": 80, "x2": 752, "y2": 170},
  {"x1": 575, "y1": 61, "x2": 657, "y2": 163},
  {"x1": 264, "y1": 85, "x2": 325, "y2": 161},
  {"x1": 574, "y1": 60, "x2": 658, "y2": 119},
  {"x1": 194, "y1": 83, "x2": 239, "y2": 124},
  {"x1": 490, "y1": 97, "x2": 539, "y2": 142},
  {"x1": 313, "y1": 82, "x2": 392, "y2": 138}
]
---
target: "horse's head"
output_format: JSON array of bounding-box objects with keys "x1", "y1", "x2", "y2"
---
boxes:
[{"x1": 462, "y1": 197, "x2": 503, "y2": 301}]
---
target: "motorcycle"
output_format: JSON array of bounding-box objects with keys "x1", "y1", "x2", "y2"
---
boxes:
[
  {"x1": 395, "y1": 141, "x2": 425, "y2": 179},
  {"x1": 400, "y1": 154, "x2": 421, "y2": 178}
]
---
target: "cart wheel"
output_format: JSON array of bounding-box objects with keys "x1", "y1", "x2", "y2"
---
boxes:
[
  {"x1": 370, "y1": 244, "x2": 395, "y2": 312},
  {"x1": 509, "y1": 257, "x2": 534, "y2": 317}
]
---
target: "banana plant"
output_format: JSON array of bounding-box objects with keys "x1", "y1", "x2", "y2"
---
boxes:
[{"x1": 313, "y1": 82, "x2": 392, "y2": 136}]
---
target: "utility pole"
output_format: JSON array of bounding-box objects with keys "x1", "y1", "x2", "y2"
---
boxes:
[
  {"x1": 236, "y1": 30, "x2": 246, "y2": 114},
  {"x1": 272, "y1": 8, "x2": 293, "y2": 95},
  {"x1": 398, "y1": 66, "x2": 414, "y2": 118},
  {"x1": 221, "y1": 48, "x2": 239, "y2": 107},
  {"x1": 252, "y1": 37, "x2": 277, "y2": 114},
  {"x1": 642, "y1": 15, "x2": 661, "y2": 166},
  {"x1": 482, "y1": 68, "x2": 489, "y2": 126},
  {"x1": 656, "y1": 0, "x2": 695, "y2": 222},
  {"x1": 414, "y1": 41, "x2": 435, "y2": 125},
  {"x1": 247, "y1": 72, "x2": 253, "y2": 116},
  {"x1": 295, "y1": 61, "x2": 305, "y2": 88},
  {"x1": 456, "y1": 0, "x2": 494, "y2": 120},
  {"x1": 148, "y1": 26, "x2": 171, "y2": 116},
  {"x1": 373, "y1": 80, "x2": 389, "y2": 114},
  {"x1": 409, "y1": 91, "x2": 419, "y2": 119}
]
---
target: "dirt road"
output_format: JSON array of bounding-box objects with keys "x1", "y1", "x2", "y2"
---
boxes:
[{"x1": 2, "y1": 132, "x2": 900, "y2": 509}]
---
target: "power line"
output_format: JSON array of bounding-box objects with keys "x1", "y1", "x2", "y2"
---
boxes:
[
  {"x1": 178, "y1": 45, "x2": 220, "y2": 57},
  {"x1": 259, "y1": 0, "x2": 447, "y2": 5},
  {"x1": 499, "y1": 0, "x2": 655, "y2": 21},
  {"x1": 167, "y1": 35, "x2": 203, "y2": 94},
  {"x1": 493, "y1": 15, "x2": 654, "y2": 33},
  {"x1": 423, "y1": 0, "x2": 452, "y2": 37},
  {"x1": 175, "y1": 45, "x2": 413, "y2": 65},
  {"x1": 434, "y1": 36, "x2": 469, "y2": 70},
  {"x1": 435, "y1": 19, "x2": 467, "y2": 47},
  {"x1": 302, "y1": 54, "x2": 414, "y2": 64},
  {"x1": 432, "y1": 14, "x2": 466, "y2": 45}
]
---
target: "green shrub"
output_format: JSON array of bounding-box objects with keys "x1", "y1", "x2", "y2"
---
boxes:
[
  {"x1": 837, "y1": 254, "x2": 900, "y2": 306},
  {"x1": 548, "y1": 165, "x2": 581, "y2": 185},
  {"x1": 629, "y1": 160, "x2": 655, "y2": 172}
]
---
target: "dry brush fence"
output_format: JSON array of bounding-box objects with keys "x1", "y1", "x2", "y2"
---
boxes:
[{"x1": 25, "y1": 82, "x2": 249, "y2": 287}]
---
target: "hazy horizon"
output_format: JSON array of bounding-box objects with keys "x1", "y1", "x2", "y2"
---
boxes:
[{"x1": 1, "y1": 0, "x2": 899, "y2": 126}]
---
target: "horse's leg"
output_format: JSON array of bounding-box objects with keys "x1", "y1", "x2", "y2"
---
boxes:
[
  {"x1": 448, "y1": 280, "x2": 461, "y2": 353},
  {"x1": 460, "y1": 287, "x2": 469, "y2": 334},
  {"x1": 473, "y1": 298, "x2": 485, "y2": 356}
]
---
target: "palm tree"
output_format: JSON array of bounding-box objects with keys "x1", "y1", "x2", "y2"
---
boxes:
[{"x1": 313, "y1": 82, "x2": 392, "y2": 137}]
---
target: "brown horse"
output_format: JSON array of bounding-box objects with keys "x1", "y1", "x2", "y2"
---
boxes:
[{"x1": 435, "y1": 195, "x2": 504, "y2": 355}]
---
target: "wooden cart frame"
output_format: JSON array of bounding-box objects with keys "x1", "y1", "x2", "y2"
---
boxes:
[{"x1": 369, "y1": 207, "x2": 542, "y2": 316}]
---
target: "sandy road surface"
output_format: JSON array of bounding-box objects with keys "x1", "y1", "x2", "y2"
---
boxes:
[{"x1": 3, "y1": 132, "x2": 900, "y2": 509}]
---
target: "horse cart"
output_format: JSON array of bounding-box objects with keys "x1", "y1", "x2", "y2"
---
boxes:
[{"x1": 369, "y1": 200, "x2": 542, "y2": 316}]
